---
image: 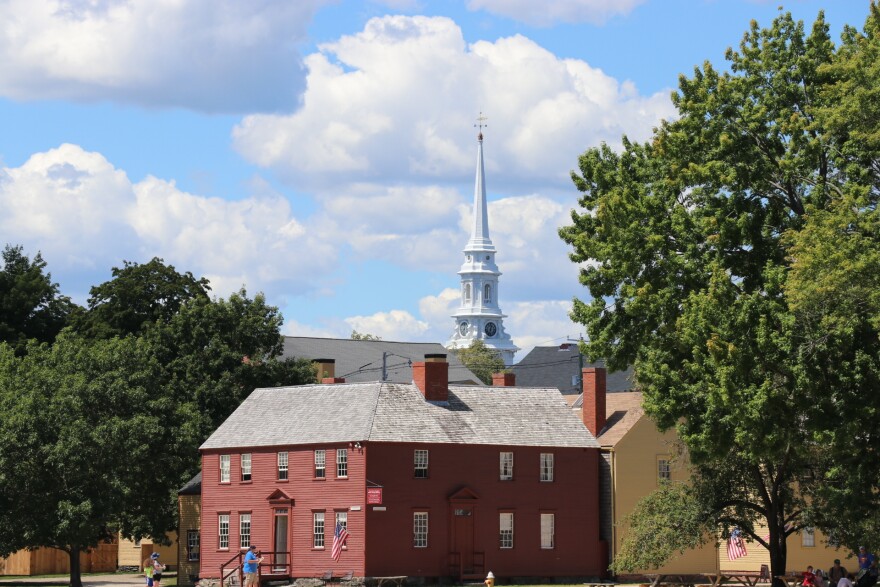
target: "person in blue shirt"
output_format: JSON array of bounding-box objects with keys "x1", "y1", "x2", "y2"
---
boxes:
[{"x1": 243, "y1": 545, "x2": 263, "y2": 587}]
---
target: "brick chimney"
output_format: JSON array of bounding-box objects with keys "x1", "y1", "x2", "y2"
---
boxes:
[
  {"x1": 322, "y1": 377, "x2": 345, "y2": 384},
  {"x1": 582, "y1": 367, "x2": 606, "y2": 436},
  {"x1": 413, "y1": 354, "x2": 449, "y2": 402},
  {"x1": 313, "y1": 358, "x2": 335, "y2": 381},
  {"x1": 492, "y1": 372, "x2": 516, "y2": 387}
]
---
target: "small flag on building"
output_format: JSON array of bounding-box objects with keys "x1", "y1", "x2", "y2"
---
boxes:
[
  {"x1": 727, "y1": 528, "x2": 747, "y2": 561},
  {"x1": 332, "y1": 522, "x2": 349, "y2": 562}
]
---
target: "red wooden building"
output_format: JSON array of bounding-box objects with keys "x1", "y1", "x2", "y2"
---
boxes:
[{"x1": 199, "y1": 355, "x2": 602, "y2": 582}]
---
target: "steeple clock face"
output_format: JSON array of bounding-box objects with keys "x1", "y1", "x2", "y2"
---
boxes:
[
  {"x1": 459, "y1": 321, "x2": 469, "y2": 336},
  {"x1": 484, "y1": 322, "x2": 497, "y2": 337}
]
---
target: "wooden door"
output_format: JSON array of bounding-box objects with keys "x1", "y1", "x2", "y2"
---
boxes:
[
  {"x1": 273, "y1": 509, "x2": 289, "y2": 571},
  {"x1": 452, "y1": 506, "x2": 474, "y2": 574}
]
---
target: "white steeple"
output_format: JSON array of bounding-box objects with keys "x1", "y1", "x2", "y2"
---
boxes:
[{"x1": 446, "y1": 116, "x2": 519, "y2": 365}]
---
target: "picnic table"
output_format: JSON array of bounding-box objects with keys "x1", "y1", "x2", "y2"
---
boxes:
[
  {"x1": 704, "y1": 571, "x2": 771, "y2": 587},
  {"x1": 645, "y1": 574, "x2": 699, "y2": 587},
  {"x1": 775, "y1": 573, "x2": 804, "y2": 587},
  {"x1": 375, "y1": 576, "x2": 407, "y2": 587}
]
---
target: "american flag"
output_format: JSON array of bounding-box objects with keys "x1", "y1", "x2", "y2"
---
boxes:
[
  {"x1": 332, "y1": 522, "x2": 349, "y2": 562},
  {"x1": 727, "y1": 528, "x2": 747, "y2": 561}
]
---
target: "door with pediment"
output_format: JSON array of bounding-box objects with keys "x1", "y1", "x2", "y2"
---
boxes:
[{"x1": 449, "y1": 487, "x2": 481, "y2": 578}]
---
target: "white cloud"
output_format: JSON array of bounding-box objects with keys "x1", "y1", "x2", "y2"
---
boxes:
[
  {"x1": 0, "y1": 144, "x2": 336, "y2": 301},
  {"x1": 345, "y1": 309, "x2": 431, "y2": 341},
  {"x1": 232, "y1": 15, "x2": 675, "y2": 190},
  {"x1": 0, "y1": 0, "x2": 328, "y2": 112},
  {"x1": 467, "y1": 0, "x2": 646, "y2": 26}
]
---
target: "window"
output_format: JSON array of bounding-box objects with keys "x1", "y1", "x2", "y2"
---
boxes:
[
  {"x1": 313, "y1": 512, "x2": 325, "y2": 548},
  {"x1": 484, "y1": 284, "x2": 492, "y2": 303},
  {"x1": 413, "y1": 512, "x2": 428, "y2": 548},
  {"x1": 657, "y1": 457, "x2": 671, "y2": 482},
  {"x1": 802, "y1": 527, "x2": 815, "y2": 547},
  {"x1": 540, "y1": 453, "x2": 554, "y2": 482},
  {"x1": 499, "y1": 513, "x2": 514, "y2": 549},
  {"x1": 240, "y1": 513, "x2": 251, "y2": 548},
  {"x1": 414, "y1": 449, "x2": 429, "y2": 478},
  {"x1": 220, "y1": 455, "x2": 230, "y2": 483},
  {"x1": 337, "y1": 448, "x2": 348, "y2": 478},
  {"x1": 219, "y1": 514, "x2": 229, "y2": 549},
  {"x1": 464, "y1": 283, "x2": 471, "y2": 303},
  {"x1": 336, "y1": 511, "x2": 348, "y2": 549},
  {"x1": 315, "y1": 450, "x2": 326, "y2": 478},
  {"x1": 186, "y1": 530, "x2": 200, "y2": 561},
  {"x1": 541, "y1": 513, "x2": 555, "y2": 549},
  {"x1": 241, "y1": 454, "x2": 252, "y2": 482},
  {"x1": 277, "y1": 451, "x2": 288, "y2": 480},
  {"x1": 500, "y1": 452, "x2": 513, "y2": 480}
]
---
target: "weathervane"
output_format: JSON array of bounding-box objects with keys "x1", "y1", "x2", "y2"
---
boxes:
[{"x1": 475, "y1": 112, "x2": 488, "y2": 140}]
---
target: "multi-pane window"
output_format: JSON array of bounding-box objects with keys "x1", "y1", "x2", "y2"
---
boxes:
[
  {"x1": 277, "y1": 451, "x2": 288, "y2": 480},
  {"x1": 463, "y1": 283, "x2": 471, "y2": 303},
  {"x1": 413, "y1": 512, "x2": 428, "y2": 548},
  {"x1": 240, "y1": 513, "x2": 251, "y2": 548},
  {"x1": 241, "y1": 454, "x2": 252, "y2": 482},
  {"x1": 187, "y1": 530, "x2": 200, "y2": 561},
  {"x1": 658, "y1": 458, "x2": 671, "y2": 482},
  {"x1": 336, "y1": 511, "x2": 348, "y2": 549},
  {"x1": 313, "y1": 512, "x2": 325, "y2": 548},
  {"x1": 484, "y1": 284, "x2": 492, "y2": 303},
  {"x1": 337, "y1": 448, "x2": 348, "y2": 478},
  {"x1": 218, "y1": 514, "x2": 229, "y2": 549},
  {"x1": 540, "y1": 453, "x2": 554, "y2": 482},
  {"x1": 802, "y1": 527, "x2": 815, "y2": 547},
  {"x1": 499, "y1": 513, "x2": 514, "y2": 549},
  {"x1": 540, "y1": 513, "x2": 555, "y2": 549},
  {"x1": 414, "y1": 449, "x2": 429, "y2": 478},
  {"x1": 315, "y1": 450, "x2": 326, "y2": 478},
  {"x1": 220, "y1": 455, "x2": 231, "y2": 483},
  {"x1": 500, "y1": 452, "x2": 514, "y2": 480}
]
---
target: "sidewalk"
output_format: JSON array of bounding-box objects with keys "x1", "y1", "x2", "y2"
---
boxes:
[{"x1": 0, "y1": 573, "x2": 157, "y2": 586}]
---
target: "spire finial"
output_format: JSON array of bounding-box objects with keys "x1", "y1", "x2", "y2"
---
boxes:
[{"x1": 475, "y1": 112, "x2": 488, "y2": 141}]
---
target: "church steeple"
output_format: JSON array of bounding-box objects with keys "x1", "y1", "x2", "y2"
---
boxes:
[{"x1": 446, "y1": 115, "x2": 519, "y2": 366}]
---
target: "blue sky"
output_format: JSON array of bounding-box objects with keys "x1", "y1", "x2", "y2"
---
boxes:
[{"x1": 0, "y1": 0, "x2": 871, "y2": 359}]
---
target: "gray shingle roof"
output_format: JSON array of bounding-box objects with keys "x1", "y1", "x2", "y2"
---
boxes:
[
  {"x1": 178, "y1": 472, "x2": 202, "y2": 495},
  {"x1": 281, "y1": 337, "x2": 484, "y2": 385},
  {"x1": 201, "y1": 381, "x2": 598, "y2": 451},
  {"x1": 512, "y1": 346, "x2": 636, "y2": 396}
]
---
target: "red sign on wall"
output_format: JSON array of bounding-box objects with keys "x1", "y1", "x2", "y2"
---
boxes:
[{"x1": 366, "y1": 487, "x2": 383, "y2": 504}]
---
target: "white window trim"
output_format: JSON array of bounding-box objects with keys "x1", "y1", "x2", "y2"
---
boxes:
[
  {"x1": 315, "y1": 449, "x2": 326, "y2": 478},
  {"x1": 541, "y1": 513, "x2": 555, "y2": 549},
  {"x1": 500, "y1": 452, "x2": 513, "y2": 481},
  {"x1": 414, "y1": 449, "x2": 429, "y2": 478},
  {"x1": 413, "y1": 512, "x2": 428, "y2": 548},
  {"x1": 313, "y1": 512, "x2": 325, "y2": 548},
  {"x1": 241, "y1": 454, "x2": 252, "y2": 482},
  {"x1": 240, "y1": 513, "x2": 251, "y2": 548},
  {"x1": 540, "y1": 453, "x2": 554, "y2": 482},
  {"x1": 220, "y1": 455, "x2": 231, "y2": 483},
  {"x1": 277, "y1": 451, "x2": 288, "y2": 480},
  {"x1": 218, "y1": 514, "x2": 230, "y2": 550},
  {"x1": 337, "y1": 448, "x2": 348, "y2": 478},
  {"x1": 802, "y1": 527, "x2": 815, "y2": 547},
  {"x1": 499, "y1": 512, "x2": 514, "y2": 549}
]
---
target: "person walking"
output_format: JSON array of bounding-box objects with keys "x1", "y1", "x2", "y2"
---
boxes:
[
  {"x1": 243, "y1": 545, "x2": 263, "y2": 587},
  {"x1": 150, "y1": 552, "x2": 167, "y2": 587},
  {"x1": 143, "y1": 556, "x2": 155, "y2": 587}
]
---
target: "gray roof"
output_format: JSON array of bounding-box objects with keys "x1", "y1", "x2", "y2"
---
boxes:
[
  {"x1": 201, "y1": 381, "x2": 598, "y2": 451},
  {"x1": 512, "y1": 345, "x2": 635, "y2": 396},
  {"x1": 178, "y1": 472, "x2": 202, "y2": 495},
  {"x1": 281, "y1": 336, "x2": 484, "y2": 385}
]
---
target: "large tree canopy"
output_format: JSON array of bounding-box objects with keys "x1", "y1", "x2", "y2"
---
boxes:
[
  {"x1": 560, "y1": 5, "x2": 880, "y2": 578},
  {"x1": 0, "y1": 258, "x2": 315, "y2": 587},
  {"x1": 0, "y1": 245, "x2": 76, "y2": 354},
  {"x1": 452, "y1": 339, "x2": 506, "y2": 385}
]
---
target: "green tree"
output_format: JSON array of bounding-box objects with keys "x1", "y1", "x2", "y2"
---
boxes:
[
  {"x1": 560, "y1": 7, "x2": 880, "y2": 577},
  {"x1": 350, "y1": 330, "x2": 381, "y2": 340},
  {"x1": 72, "y1": 257, "x2": 210, "y2": 339},
  {"x1": 0, "y1": 333, "x2": 180, "y2": 587},
  {"x1": 452, "y1": 339, "x2": 506, "y2": 385},
  {"x1": 0, "y1": 245, "x2": 76, "y2": 354}
]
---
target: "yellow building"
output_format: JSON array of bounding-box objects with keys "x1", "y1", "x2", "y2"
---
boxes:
[
  {"x1": 117, "y1": 532, "x2": 178, "y2": 572},
  {"x1": 177, "y1": 472, "x2": 202, "y2": 586}
]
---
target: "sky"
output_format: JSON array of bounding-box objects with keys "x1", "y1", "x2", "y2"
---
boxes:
[{"x1": 0, "y1": 0, "x2": 872, "y2": 361}]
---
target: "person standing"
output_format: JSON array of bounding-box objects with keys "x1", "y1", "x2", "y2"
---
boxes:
[
  {"x1": 143, "y1": 556, "x2": 154, "y2": 587},
  {"x1": 150, "y1": 552, "x2": 166, "y2": 587},
  {"x1": 831, "y1": 560, "x2": 849, "y2": 587},
  {"x1": 243, "y1": 545, "x2": 263, "y2": 587},
  {"x1": 859, "y1": 547, "x2": 875, "y2": 573}
]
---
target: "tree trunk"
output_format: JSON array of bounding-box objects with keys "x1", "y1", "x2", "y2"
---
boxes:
[
  {"x1": 69, "y1": 546, "x2": 83, "y2": 587},
  {"x1": 769, "y1": 526, "x2": 788, "y2": 587}
]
